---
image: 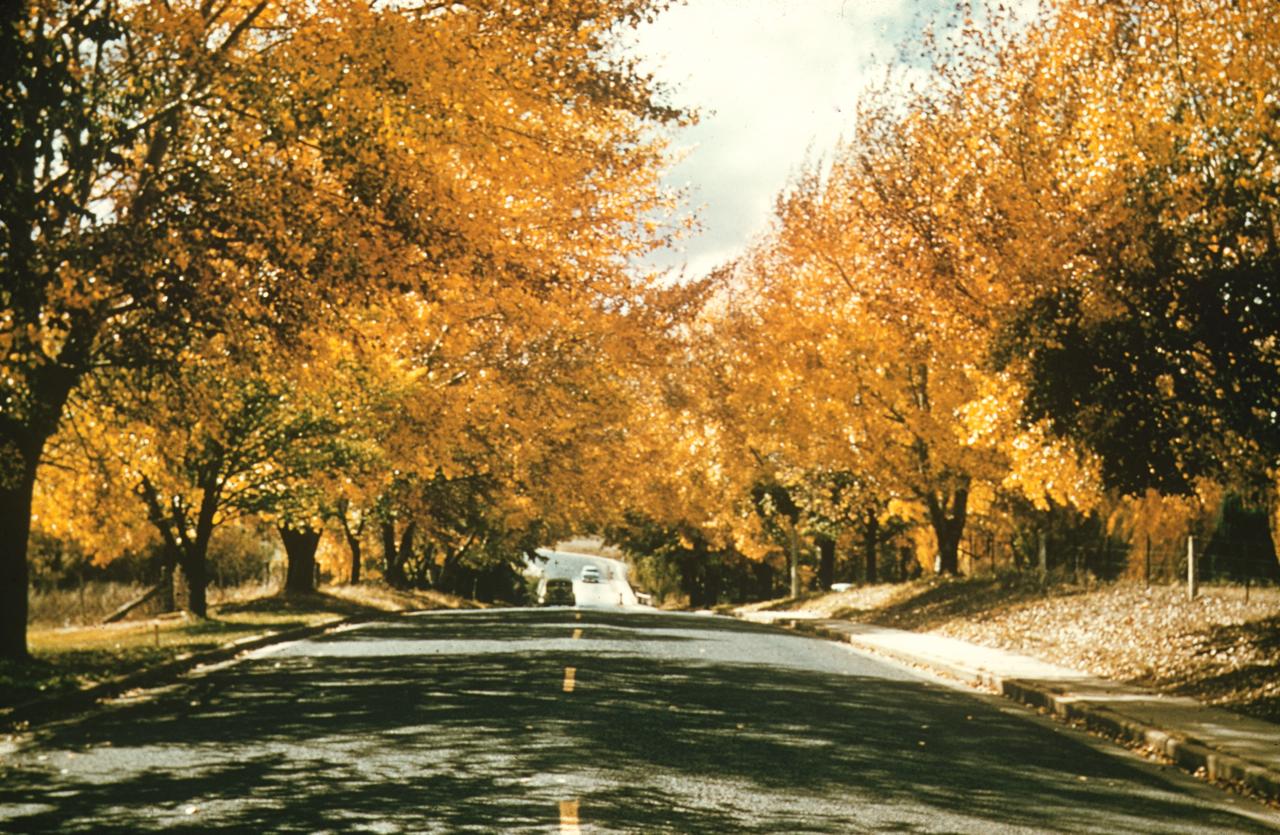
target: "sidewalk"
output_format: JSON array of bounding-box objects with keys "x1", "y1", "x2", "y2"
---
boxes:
[{"x1": 740, "y1": 611, "x2": 1280, "y2": 802}]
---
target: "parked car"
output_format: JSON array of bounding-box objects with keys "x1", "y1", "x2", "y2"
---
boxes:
[
  {"x1": 579, "y1": 565, "x2": 602, "y2": 584},
  {"x1": 539, "y1": 578, "x2": 576, "y2": 606}
]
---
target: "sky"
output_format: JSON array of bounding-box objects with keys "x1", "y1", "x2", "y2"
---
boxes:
[{"x1": 626, "y1": 0, "x2": 947, "y2": 279}]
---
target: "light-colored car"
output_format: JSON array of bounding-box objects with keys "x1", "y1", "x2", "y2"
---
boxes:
[{"x1": 579, "y1": 565, "x2": 602, "y2": 584}]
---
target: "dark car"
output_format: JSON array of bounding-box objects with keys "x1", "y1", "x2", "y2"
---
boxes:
[{"x1": 539, "y1": 578, "x2": 576, "y2": 606}]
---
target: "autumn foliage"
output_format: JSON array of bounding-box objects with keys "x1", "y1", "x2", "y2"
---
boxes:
[
  {"x1": 5, "y1": 0, "x2": 1280, "y2": 656},
  {"x1": 2, "y1": 0, "x2": 688, "y2": 658},
  {"x1": 613, "y1": 0, "x2": 1280, "y2": 599}
]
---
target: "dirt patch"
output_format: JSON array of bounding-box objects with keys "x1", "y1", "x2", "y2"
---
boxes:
[
  {"x1": 742, "y1": 576, "x2": 1280, "y2": 724},
  {"x1": 317, "y1": 584, "x2": 483, "y2": 612},
  {"x1": 733, "y1": 584, "x2": 919, "y2": 619}
]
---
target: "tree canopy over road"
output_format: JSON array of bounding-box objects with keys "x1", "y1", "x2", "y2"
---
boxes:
[
  {"x1": 613, "y1": 0, "x2": 1280, "y2": 603},
  {"x1": 2, "y1": 0, "x2": 692, "y2": 658},
  {"x1": 5, "y1": 0, "x2": 1280, "y2": 657}
]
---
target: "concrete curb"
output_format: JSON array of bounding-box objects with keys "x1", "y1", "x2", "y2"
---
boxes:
[
  {"x1": 779, "y1": 617, "x2": 1280, "y2": 802},
  {"x1": 3, "y1": 613, "x2": 376, "y2": 730},
  {"x1": 997, "y1": 677, "x2": 1280, "y2": 802}
]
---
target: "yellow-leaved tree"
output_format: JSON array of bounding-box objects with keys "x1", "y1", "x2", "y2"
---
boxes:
[{"x1": 2, "y1": 0, "x2": 685, "y2": 658}]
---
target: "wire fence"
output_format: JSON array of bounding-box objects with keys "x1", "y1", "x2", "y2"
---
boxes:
[{"x1": 956, "y1": 527, "x2": 1280, "y2": 594}]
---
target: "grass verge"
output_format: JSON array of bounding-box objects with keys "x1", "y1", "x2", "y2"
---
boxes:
[{"x1": 2, "y1": 584, "x2": 480, "y2": 711}]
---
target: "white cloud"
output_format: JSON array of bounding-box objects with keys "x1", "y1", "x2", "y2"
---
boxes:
[{"x1": 628, "y1": 0, "x2": 921, "y2": 278}]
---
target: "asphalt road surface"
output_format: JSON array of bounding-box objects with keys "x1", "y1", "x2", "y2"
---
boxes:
[{"x1": 2, "y1": 609, "x2": 1277, "y2": 833}]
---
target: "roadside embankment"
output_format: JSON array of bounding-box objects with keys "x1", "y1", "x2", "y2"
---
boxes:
[
  {"x1": 2, "y1": 584, "x2": 479, "y2": 723},
  {"x1": 735, "y1": 576, "x2": 1280, "y2": 802},
  {"x1": 734, "y1": 575, "x2": 1280, "y2": 723}
]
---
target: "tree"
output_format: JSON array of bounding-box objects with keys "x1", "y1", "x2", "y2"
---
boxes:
[
  {"x1": 2, "y1": 0, "x2": 684, "y2": 658},
  {"x1": 280, "y1": 525, "x2": 323, "y2": 595},
  {"x1": 75, "y1": 345, "x2": 354, "y2": 615},
  {"x1": 705, "y1": 205, "x2": 1002, "y2": 577},
  {"x1": 333, "y1": 497, "x2": 367, "y2": 585},
  {"x1": 966, "y1": 0, "x2": 1280, "y2": 558}
]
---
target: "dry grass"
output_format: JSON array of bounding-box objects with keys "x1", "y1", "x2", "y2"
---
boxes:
[
  {"x1": 741, "y1": 575, "x2": 1280, "y2": 723},
  {"x1": 28, "y1": 582, "x2": 155, "y2": 628},
  {"x1": 4, "y1": 582, "x2": 479, "y2": 711},
  {"x1": 318, "y1": 583, "x2": 483, "y2": 613}
]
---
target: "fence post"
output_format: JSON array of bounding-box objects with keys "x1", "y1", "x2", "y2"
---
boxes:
[
  {"x1": 1037, "y1": 530, "x2": 1047, "y2": 581},
  {"x1": 1144, "y1": 535, "x2": 1151, "y2": 587},
  {"x1": 1187, "y1": 535, "x2": 1198, "y2": 600}
]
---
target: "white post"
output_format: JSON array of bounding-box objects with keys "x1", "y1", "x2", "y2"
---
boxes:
[
  {"x1": 787, "y1": 521, "x2": 800, "y2": 599},
  {"x1": 1187, "y1": 535, "x2": 1198, "y2": 600}
]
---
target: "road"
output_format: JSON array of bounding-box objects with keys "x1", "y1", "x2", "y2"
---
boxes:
[
  {"x1": 2, "y1": 609, "x2": 1277, "y2": 833},
  {"x1": 534, "y1": 549, "x2": 642, "y2": 608}
]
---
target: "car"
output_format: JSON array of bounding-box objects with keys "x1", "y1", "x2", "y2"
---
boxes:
[
  {"x1": 579, "y1": 565, "x2": 602, "y2": 584},
  {"x1": 539, "y1": 578, "x2": 576, "y2": 606}
]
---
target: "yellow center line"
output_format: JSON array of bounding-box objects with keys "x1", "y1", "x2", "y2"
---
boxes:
[
  {"x1": 562, "y1": 666, "x2": 576, "y2": 693},
  {"x1": 571, "y1": 628, "x2": 583, "y2": 640},
  {"x1": 559, "y1": 799, "x2": 581, "y2": 834}
]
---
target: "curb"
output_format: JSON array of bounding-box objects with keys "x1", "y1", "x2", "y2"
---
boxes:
[
  {"x1": 779, "y1": 618, "x2": 1280, "y2": 802},
  {"x1": 997, "y1": 678, "x2": 1280, "y2": 802},
  {"x1": 3, "y1": 613, "x2": 376, "y2": 731}
]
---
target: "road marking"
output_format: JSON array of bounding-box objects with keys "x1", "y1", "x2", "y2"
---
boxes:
[
  {"x1": 562, "y1": 666, "x2": 576, "y2": 693},
  {"x1": 559, "y1": 799, "x2": 581, "y2": 833},
  {"x1": 571, "y1": 628, "x2": 583, "y2": 640}
]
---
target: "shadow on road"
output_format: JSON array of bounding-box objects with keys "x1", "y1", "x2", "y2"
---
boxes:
[{"x1": 1, "y1": 610, "x2": 1270, "y2": 833}]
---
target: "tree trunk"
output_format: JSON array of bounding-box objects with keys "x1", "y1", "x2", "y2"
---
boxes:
[
  {"x1": 678, "y1": 550, "x2": 701, "y2": 605},
  {"x1": 863, "y1": 510, "x2": 879, "y2": 584},
  {"x1": 397, "y1": 521, "x2": 416, "y2": 588},
  {"x1": 936, "y1": 523, "x2": 962, "y2": 575},
  {"x1": 380, "y1": 519, "x2": 413, "y2": 588},
  {"x1": 754, "y1": 560, "x2": 775, "y2": 599},
  {"x1": 1038, "y1": 529, "x2": 1048, "y2": 579},
  {"x1": 1267, "y1": 486, "x2": 1280, "y2": 572},
  {"x1": 436, "y1": 546, "x2": 459, "y2": 593},
  {"x1": 336, "y1": 499, "x2": 363, "y2": 584},
  {"x1": 280, "y1": 526, "x2": 322, "y2": 594},
  {"x1": 381, "y1": 519, "x2": 399, "y2": 584},
  {"x1": 346, "y1": 532, "x2": 361, "y2": 585},
  {"x1": 815, "y1": 534, "x2": 835, "y2": 590},
  {"x1": 705, "y1": 561, "x2": 723, "y2": 605},
  {"x1": 927, "y1": 484, "x2": 969, "y2": 576},
  {"x1": 0, "y1": 451, "x2": 39, "y2": 661},
  {"x1": 182, "y1": 478, "x2": 222, "y2": 618},
  {"x1": 680, "y1": 538, "x2": 709, "y2": 606},
  {"x1": 1, "y1": 367, "x2": 77, "y2": 660},
  {"x1": 180, "y1": 552, "x2": 209, "y2": 618}
]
